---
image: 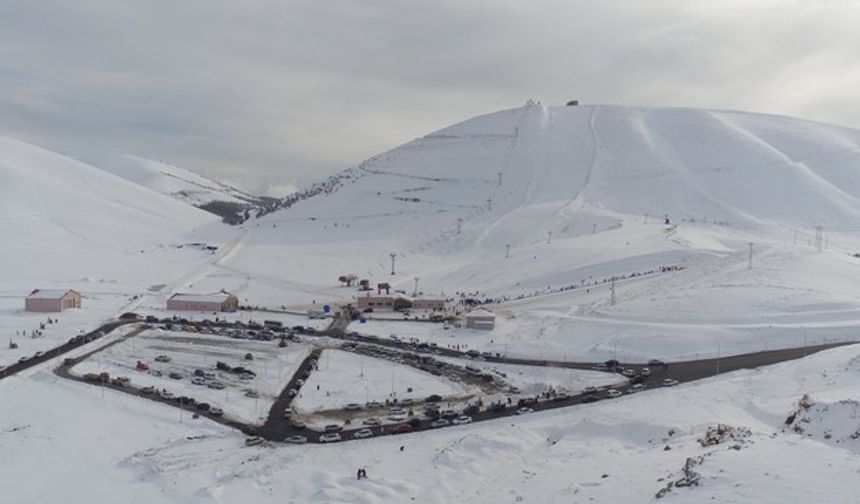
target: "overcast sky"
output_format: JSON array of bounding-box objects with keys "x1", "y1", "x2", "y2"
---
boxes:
[{"x1": 2, "y1": 0, "x2": 860, "y2": 194}]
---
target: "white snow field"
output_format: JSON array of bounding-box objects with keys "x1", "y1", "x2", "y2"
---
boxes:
[
  {"x1": 292, "y1": 349, "x2": 469, "y2": 413},
  {"x1": 6, "y1": 103, "x2": 860, "y2": 502}
]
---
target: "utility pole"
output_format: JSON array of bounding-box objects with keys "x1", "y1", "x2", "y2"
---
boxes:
[
  {"x1": 497, "y1": 172, "x2": 503, "y2": 187},
  {"x1": 413, "y1": 277, "x2": 420, "y2": 297},
  {"x1": 610, "y1": 278, "x2": 616, "y2": 305},
  {"x1": 457, "y1": 218, "x2": 464, "y2": 235},
  {"x1": 547, "y1": 231, "x2": 552, "y2": 244},
  {"x1": 592, "y1": 223, "x2": 597, "y2": 234},
  {"x1": 389, "y1": 253, "x2": 397, "y2": 275},
  {"x1": 815, "y1": 226, "x2": 823, "y2": 252},
  {"x1": 748, "y1": 242, "x2": 754, "y2": 270},
  {"x1": 505, "y1": 244, "x2": 511, "y2": 258},
  {"x1": 487, "y1": 198, "x2": 493, "y2": 211}
]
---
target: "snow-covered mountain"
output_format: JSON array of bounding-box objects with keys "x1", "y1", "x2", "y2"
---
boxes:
[
  {"x1": 274, "y1": 102, "x2": 860, "y2": 238},
  {"x1": 84, "y1": 154, "x2": 280, "y2": 224},
  {"x1": 0, "y1": 134, "x2": 221, "y2": 287}
]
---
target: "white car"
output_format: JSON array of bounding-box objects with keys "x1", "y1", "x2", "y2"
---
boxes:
[
  {"x1": 516, "y1": 407, "x2": 534, "y2": 415},
  {"x1": 606, "y1": 389, "x2": 622, "y2": 398},
  {"x1": 662, "y1": 378, "x2": 679, "y2": 387},
  {"x1": 285, "y1": 435, "x2": 307, "y2": 444},
  {"x1": 191, "y1": 377, "x2": 208, "y2": 385},
  {"x1": 159, "y1": 390, "x2": 175, "y2": 399},
  {"x1": 641, "y1": 367, "x2": 652, "y2": 377},
  {"x1": 319, "y1": 433, "x2": 342, "y2": 443},
  {"x1": 388, "y1": 413, "x2": 407, "y2": 422},
  {"x1": 352, "y1": 429, "x2": 374, "y2": 439},
  {"x1": 363, "y1": 417, "x2": 381, "y2": 426},
  {"x1": 452, "y1": 416, "x2": 472, "y2": 425},
  {"x1": 583, "y1": 386, "x2": 598, "y2": 394},
  {"x1": 245, "y1": 436, "x2": 265, "y2": 447},
  {"x1": 209, "y1": 407, "x2": 223, "y2": 416},
  {"x1": 345, "y1": 403, "x2": 362, "y2": 411}
]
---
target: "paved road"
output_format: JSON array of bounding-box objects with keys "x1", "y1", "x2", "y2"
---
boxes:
[
  {"x1": 0, "y1": 320, "x2": 133, "y2": 381},
  {"x1": 40, "y1": 314, "x2": 859, "y2": 445}
]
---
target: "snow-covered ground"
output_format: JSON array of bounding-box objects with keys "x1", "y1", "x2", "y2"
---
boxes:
[
  {"x1": 293, "y1": 349, "x2": 469, "y2": 412},
  {"x1": 71, "y1": 328, "x2": 312, "y2": 424},
  {"x1": 7, "y1": 102, "x2": 860, "y2": 502}
]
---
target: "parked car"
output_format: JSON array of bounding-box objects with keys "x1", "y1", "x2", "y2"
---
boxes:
[
  {"x1": 207, "y1": 381, "x2": 225, "y2": 390},
  {"x1": 245, "y1": 436, "x2": 265, "y2": 447},
  {"x1": 452, "y1": 416, "x2": 472, "y2": 425},
  {"x1": 285, "y1": 435, "x2": 307, "y2": 444},
  {"x1": 583, "y1": 386, "x2": 598, "y2": 394},
  {"x1": 462, "y1": 405, "x2": 480, "y2": 415},
  {"x1": 516, "y1": 407, "x2": 534, "y2": 415},
  {"x1": 168, "y1": 372, "x2": 183, "y2": 380},
  {"x1": 196, "y1": 402, "x2": 211, "y2": 411},
  {"x1": 141, "y1": 386, "x2": 156, "y2": 395},
  {"x1": 324, "y1": 424, "x2": 343, "y2": 433},
  {"x1": 191, "y1": 377, "x2": 208, "y2": 385},
  {"x1": 440, "y1": 410, "x2": 458, "y2": 419},
  {"x1": 648, "y1": 359, "x2": 665, "y2": 366},
  {"x1": 641, "y1": 367, "x2": 652, "y2": 377},
  {"x1": 245, "y1": 390, "x2": 259, "y2": 398},
  {"x1": 390, "y1": 424, "x2": 413, "y2": 434},
  {"x1": 662, "y1": 378, "x2": 679, "y2": 387},
  {"x1": 319, "y1": 433, "x2": 342, "y2": 443},
  {"x1": 363, "y1": 417, "x2": 381, "y2": 426},
  {"x1": 582, "y1": 394, "x2": 600, "y2": 403},
  {"x1": 287, "y1": 389, "x2": 298, "y2": 398},
  {"x1": 291, "y1": 419, "x2": 306, "y2": 429},
  {"x1": 606, "y1": 389, "x2": 622, "y2": 398},
  {"x1": 430, "y1": 419, "x2": 450, "y2": 428},
  {"x1": 155, "y1": 355, "x2": 171, "y2": 363},
  {"x1": 209, "y1": 407, "x2": 223, "y2": 416},
  {"x1": 352, "y1": 429, "x2": 374, "y2": 439}
]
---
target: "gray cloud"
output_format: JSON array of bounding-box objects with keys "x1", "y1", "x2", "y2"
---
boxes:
[{"x1": 1, "y1": 0, "x2": 860, "y2": 192}]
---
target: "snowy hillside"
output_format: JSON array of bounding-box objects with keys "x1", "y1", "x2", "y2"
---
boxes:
[{"x1": 84, "y1": 154, "x2": 280, "y2": 223}]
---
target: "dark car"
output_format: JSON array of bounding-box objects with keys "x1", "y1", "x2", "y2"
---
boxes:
[
  {"x1": 582, "y1": 395, "x2": 600, "y2": 403},
  {"x1": 196, "y1": 402, "x2": 211, "y2": 411},
  {"x1": 629, "y1": 375, "x2": 645, "y2": 385},
  {"x1": 425, "y1": 394, "x2": 442, "y2": 403},
  {"x1": 462, "y1": 405, "x2": 480, "y2": 415},
  {"x1": 487, "y1": 402, "x2": 506, "y2": 413},
  {"x1": 324, "y1": 424, "x2": 343, "y2": 433},
  {"x1": 177, "y1": 396, "x2": 196, "y2": 405},
  {"x1": 391, "y1": 424, "x2": 413, "y2": 434},
  {"x1": 63, "y1": 358, "x2": 76, "y2": 366}
]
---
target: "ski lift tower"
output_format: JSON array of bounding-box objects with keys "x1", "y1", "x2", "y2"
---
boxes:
[{"x1": 390, "y1": 253, "x2": 397, "y2": 276}]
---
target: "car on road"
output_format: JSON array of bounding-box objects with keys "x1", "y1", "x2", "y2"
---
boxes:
[
  {"x1": 430, "y1": 419, "x2": 450, "y2": 428},
  {"x1": 210, "y1": 407, "x2": 223, "y2": 416},
  {"x1": 452, "y1": 416, "x2": 472, "y2": 425},
  {"x1": 390, "y1": 424, "x2": 413, "y2": 434},
  {"x1": 291, "y1": 419, "x2": 306, "y2": 429},
  {"x1": 285, "y1": 435, "x2": 307, "y2": 444},
  {"x1": 662, "y1": 378, "x2": 679, "y2": 387},
  {"x1": 516, "y1": 407, "x2": 534, "y2": 415},
  {"x1": 168, "y1": 372, "x2": 184, "y2": 380},
  {"x1": 648, "y1": 359, "x2": 665, "y2": 366},
  {"x1": 365, "y1": 401, "x2": 382, "y2": 409},
  {"x1": 626, "y1": 384, "x2": 645, "y2": 394},
  {"x1": 345, "y1": 403, "x2": 362, "y2": 411},
  {"x1": 155, "y1": 355, "x2": 171, "y2": 363},
  {"x1": 388, "y1": 413, "x2": 407, "y2": 422},
  {"x1": 552, "y1": 393, "x2": 570, "y2": 402},
  {"x1": 207, "y1": 381, "x2": 225, "y2": 390},
  {"x1": 352, "y1": 429, "x2": 374, "y2": 439},
  {"x1": 462, "y1": 404, "x2": 480, "y2": 415},
  {"x1": 191, "y1": 377, "x2": 208, "y2": 385},
  {"x1": 319, "y1": 433, "x2": 342, "y2": 443},
  {"x1": 34, "y1": 351, "x2": 45, "y2": 358},
  {"x1": 582, "y1": 394, "x2": 600, "y2": 403},
  {"x1": 606, "y1": 389, "x2": 622, "y2": 398},
  {"x1": 641, "y1": 367, "x2": 651, "y2": 377},
  {"x1": 159, "y1": 390, "x2": 175, "y2": 399},
  {"x1": 324, "y1": 424, "x2": 343, "y2": 433},
  {"x1": 621, "y1": 369, "x2": 636, "y2": 377},
  {"x1": 440, "y1": 410, "x2": 458, "y2": 419},
  {"x1": 18, "y1": 356, "x2": 29, "y2": 364},
  {"x1": 196, "y1": 402, "x2": 211, "y2": 411},
  {"x1": 63, "y1": 358, "x2": 75, "y2": 366},
  {"x1": 362, "y1": 417, "x2": 381, "y2": 426},
  {"x1": 287, "y1": 388, "x2": 298, "y2": 398},
  {"x1": 583, "y1": 386, "x2": 598, "y2": 394},
  {"x1": 245, "y1": 436, "x2": 265, "y2": 447},
  {"x1": 283, "y1": 409, "x2": 292, "y2": 419},
  {"x1": 245, "y1": 390, "x2": 259, "y2": 398}
]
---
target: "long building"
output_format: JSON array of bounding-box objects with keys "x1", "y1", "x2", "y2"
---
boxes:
[
  {"x1": 167, "y1": 291, "x2": 238, "y2": 312},
  {"x1": 25, "y1": 289, "x2": 82, "y2": 313}
]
